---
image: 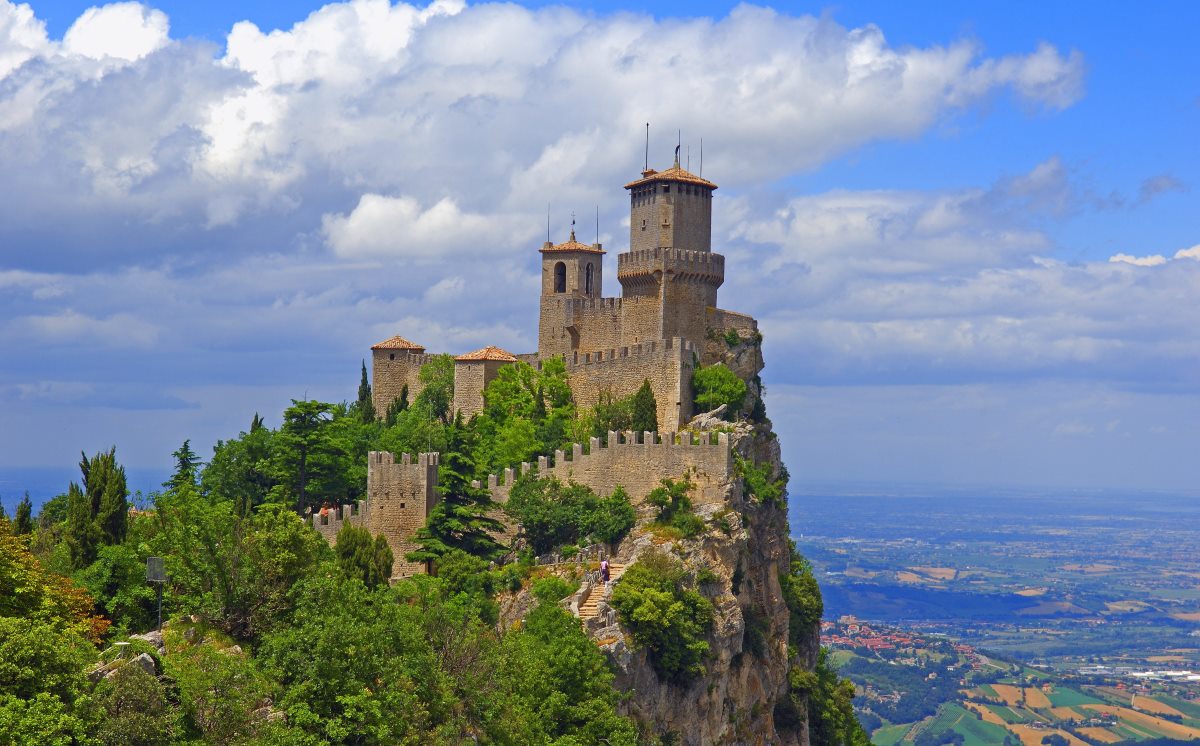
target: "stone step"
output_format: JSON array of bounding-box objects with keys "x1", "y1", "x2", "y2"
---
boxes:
[{"x1": 577, "y1": 564, "x2": 628, "y2": 621}]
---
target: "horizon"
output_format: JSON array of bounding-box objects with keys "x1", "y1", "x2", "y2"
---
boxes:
[{"x1": 3, "y1": 0, "x2": 1198, "y2": 492}]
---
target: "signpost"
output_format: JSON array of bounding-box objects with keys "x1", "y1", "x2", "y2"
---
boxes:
[{"x1": 146, "y1": 556, "x2": 166, "y2": 631}]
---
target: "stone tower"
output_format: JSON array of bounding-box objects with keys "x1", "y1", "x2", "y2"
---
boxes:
[
  {"x1": 620, "y1": 158, "x2": 724, "y2": 348},
  {"x1": 538, "y1": 228, "x2": 606, "y2": 358}
]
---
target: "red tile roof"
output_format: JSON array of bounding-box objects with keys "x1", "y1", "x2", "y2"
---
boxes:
[
  {"x1": 624, "y1": 164, "x2": 717, "y2": 191},
  {"x1": 539, "y1": 230, "x2": 604, "y2": 255},
  {"x1": 455, "y1": 345, "x2": 518, "y2": 362},
  {"x1": 371, "y1": 334, "x2": 425, "y2": 351}
]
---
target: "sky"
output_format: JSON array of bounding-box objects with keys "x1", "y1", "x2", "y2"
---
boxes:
[{"x1": 1, "y1": 0, "x2": 1197, "y2": 500}]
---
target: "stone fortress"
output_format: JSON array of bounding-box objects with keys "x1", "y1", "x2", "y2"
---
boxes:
[{"x1": 314, "y1": 152, "x2": 763, "y2": 579}]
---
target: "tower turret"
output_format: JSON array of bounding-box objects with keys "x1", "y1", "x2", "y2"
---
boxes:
[{"x1": 537, "y1": 228, "x2": 606, "y2": 358}]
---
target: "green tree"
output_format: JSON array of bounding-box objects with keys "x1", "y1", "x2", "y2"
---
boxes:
[
  {"x1": 631, "y1": 378, "x2": 659, "y2": 433},
  {"x1": 164, "y1": 439, "x2": 202, "y2": 492},
  {"x1": 335, "y1": 523, "x2": 393, "y2": 589},
  {"x1": 65, "y1": 482, "x2": 99, "y2": 570},
  {"x1": 202, "y1": 420, "x2": 276, "y2": 516},
  {"x1": 92, "y1": 664, "x2": 177, "y2": 746},
  {"x1": 13, "y1": 493, "x2": 32, "y2": 536},
  {"x1": 789, "y1": 649, "x2": 871, "y2": 746},
  {"x1": 505, "y1": 474, "x2": 635, "y2": 554},
  {"x1": 408, "y1": 415, "x2": 506, "y2": 564},
  {"x1": 610, "y1": 550, "x2": 715, "y2": 682},
  {"x1": 269, "y1": 399, "x2": 346, "y2": 511},
  {"x1": 414, "y1": 353, "x2": 455, "y2": 423},
  {"x1": 76, "y1": 536, "x2": 159, "y2": 633},
  {"x1": 384, "y1": 384, "x2": 411, "y2": 427},
  {"x1": 81, "y1": 447, "x2": 128, "y2": 548},
  {"x1": 166, "y1": 638, "x2": 272, "y2": 745},
  {"x1": 356, "y1": 359, "x2": 376, "y2": 423},
  {"x1": 692, "y1": 363, "x2": 748, "y2": 416}
]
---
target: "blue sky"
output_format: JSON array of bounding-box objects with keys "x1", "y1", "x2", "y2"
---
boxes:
[{"x1": 1, "y1": 0, "x2": 1198, "y2": 502}]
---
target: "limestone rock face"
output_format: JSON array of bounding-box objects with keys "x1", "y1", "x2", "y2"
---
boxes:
[{"x1": 595, "y1": 340, "x2": 813, "y2": 745}]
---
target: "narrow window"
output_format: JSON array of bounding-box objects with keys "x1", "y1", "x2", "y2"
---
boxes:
[
  {"x1": 585, "y1": 263, "x2": 594, "y2": 294},
  {"x1": 389, "y1": 353, "x2": 395, "y2": 360},
  {"x1": 663, "y1": 185, "x2": 670, "y2": 193},
  {"x1": 554, "y1": 261, "x2": 566, "y2": 293}
]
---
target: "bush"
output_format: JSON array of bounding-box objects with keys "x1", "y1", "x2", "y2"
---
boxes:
[
  {"x1": 506, "y1": 475, "x2": 635, "y2": 553},
  {"x1": 780, "y1": 540, "x2": 823, "y2": 646},
  {"x1": 646, "y1": 477, "x2": 705, "y2": 539},
  {"x1": 737, "y1": 455, "x2": 787, "y2": 507},
  {"x1": 692, "y1": 364, "x2": 747, "y2": 415},
  {"x1": 610, "y1": 551, "x2": 714, "y2": 683}
]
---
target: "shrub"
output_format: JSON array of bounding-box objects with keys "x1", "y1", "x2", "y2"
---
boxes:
[
  {"x1": 646, "y1": 477, "x2": 705, "y2": 539},
  {"x1": 692, "y1": 364, "x2": 747, "y2": 416},
  {"x1": 737, "y1": 455, "x2": 787, "y2": 507},
  {"x1": 610, "y1": 551, "x2": 714, "y2": 683},
  {"x1": 506, "y1": 475, "x2": 635, "y2": 553}
]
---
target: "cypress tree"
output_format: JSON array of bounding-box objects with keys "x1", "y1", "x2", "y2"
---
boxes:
[
  {"x1": 165, "y1": 439, "x2": 202, "y2": 491},
  {"x1": 631, "y1": 379, "x2": 659, "y2": 434},
  {"x1": 385, "y1": 385, "x2": 409, "y2": 427},
  {"x1": 250, "y1": 412, "x2": 264, "y2": 432},
  {"x1": 13, "y1": 493, "x2": 32, "y2": 535},
  {"x1": 357, "y1": 360, "x2": 376, "y2": 423},
  {"x1": 84, "y1": 447, "x2": 128, "y2": 547},
  {"x1": 66, "y1": 482, "x2": 98, "y2": 568}
]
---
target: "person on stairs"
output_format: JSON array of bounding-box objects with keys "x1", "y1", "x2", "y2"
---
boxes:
[{"x1": 601, "y1": 558, "x2": 611, "y2": 586}]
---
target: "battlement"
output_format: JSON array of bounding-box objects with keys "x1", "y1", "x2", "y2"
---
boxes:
[
  {"x1": 565, "y1": 336, "x2": 695, "y2": 369},
  {"x1": 617, "y1": 247, "x2": 725, "y2": 283},
  {"x1": 473, "y1": 430, "x2": 734, "y2": 507},
  {"x1": 310, "y1": 499, "x2": 368, "y2": 542}
]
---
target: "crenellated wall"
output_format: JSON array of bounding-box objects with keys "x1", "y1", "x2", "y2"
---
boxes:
[
  {"x1": 473, "y1": 430, "x2": 734, "y2": 507},
  {"x1": 563, "y1": 337, "x2": 696, "y2": 432},
  {"x1": 312, "y1": 451, "x2": 441, "y2": 580}
]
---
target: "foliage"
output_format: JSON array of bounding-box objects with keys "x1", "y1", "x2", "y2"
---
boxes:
[
  {"x1": 268, "y1": 399, "x2": 349, "y2": 511},
  {"x1": 13, "y1": 493, "x2": 32, "y2": 536},
  {"x1": 780, "y1": 540, "x2": 823, "y2": 647},
  {"x1": 64, "y1": 447, "x2": 130, "y2": 569},
  {"x1": 473, "y1": 359, "x2": 576, "y2": 474},
  {"x1": 531, "y1": 576, "x2": 576, "y2": 606},
  {"x1": 505, "y1": 474, "x2": 635, "y2": 554},
  {"x1": 75, "y1": 520, "x2": 159, "y2": 633},
  {"x1": 408, "y1": 415, "x2": 506, "y2": 564},
  {"x1": 692, "y1": 363, "x2": 747, "y2": 416},
  {"x1": 165, "y1": 635, "x2": 272, "y2": 745},
  {"x1": 92, "y1": 664, "x2": 177, "y2": 746},
  {"x1": 736, "y1": 454, "x2": 787, "y2": 507},
  {"x1": 0, "y1": 692, "x2": 92, "y2": 746},
  {"x1": 202, "y1": 416, "x2": 276, "y2": 516},
  {"x1": 357, "y1": 359, "x2": 376, "y2": 423},
  {"x1": 0, "y1": 617, "x2": 95, "y2": 702},
  {"x1": 785, "y1": 649, "x2": 871, "y2": 746},
  {"x1": 723, "y1": 327, "x2": 741, "y2": 346},
  {"x1": 385, "y1": 384, "x2": 409, "y2": 425},
  {"x1": 646, "y1": 476, "x2": 705, "y2": 539},
  {"x1": 335, "y1": 523, "x2": 394, "y2": 589},
  {"x1": 610, "y1": 550, "x2": 715, "y2": 683},
  {"x1": 0, "y1": 529, "x2": 109, "y2": 642},
  {"x1": 153, "y1": 486, "x2": 331, "y2": 640},
  {"x1": 165, "y1": 440, "x2": 202, "y2": 492},
  {"x1": 414, "y1": 353, "x2": 455, "y2": 424},
  {"x1": 630, "y1": 378, "x2": 659, "y2": 434}
]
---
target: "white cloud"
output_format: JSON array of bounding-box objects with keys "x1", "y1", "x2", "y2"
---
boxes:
[
  {"x1": 0, "y1": 0, "x2": 49, "y2": 78},
  {"x1": 62, "y1": 2, "x2": 168, "y2": 61},
  {"x1": 1174, "y1": 245, "x2": 1200, "y2": 260},
  {"x1": 12, "y1": 309, "x2": 160, "y2": 347},
  {"x1": 1109, "y1": 253, "x2": 1167, "y2": 266},
  {"x1": 321, "y1": 194, "x2": 517, "y2": 259}
]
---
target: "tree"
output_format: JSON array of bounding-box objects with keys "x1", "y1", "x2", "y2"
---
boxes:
[
  {"x1": 414, "y1": 353, "x2": 455, "y2": 423},
  {"x1": 65, "y1": 482, "x2": 99, "y2": 570},
  {"x1": 13, "y1": 494, "x2": 32, "y2": 536},
  {"x1": 408, "y1": 415, "x2": 506, "y2": 564},
  {"x1": 92, "y1": 664, "x2": 178, "y2": 746},
  {"x1": 610, "y1": 550, "x2": 715, "y2": 683},
  {"x1": 0, "y1": 527, "x2": 110, "y2": 643},
  {"x1": 269, "y1": 399, "x2": 346, "y2": 511},
  {"x1": 335, "y1": 523, "x2": 393, "y2": 589},
  {"x1": 692, "y1": 363, "x2": 747, "y2": 416},
  {"x1": 202, "y1": 422, "x2": 275, "y2": 516},
  {"x1": 780, "y1": 539, "x2": 823, "y2": 647},
  {"x1": 81, "y1": 447, "x2": 128, "y2": 548},
  {"x1": 385, "y1": 385, "x2": 409, "y2": 426},
  {"x1": 631, "y1": 378, "x2": 659, "y2": 433},
  {"x1": 356, "y1": 360, "x2": 376, "y2": 423},
  {"x1": 505, "y1": 475, "x2": 635, "y2": 554},
  {"x1": 165, "y1": 440, "x2": 202, "y2": 492}
]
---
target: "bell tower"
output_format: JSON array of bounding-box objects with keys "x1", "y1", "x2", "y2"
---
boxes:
[{"x1": 537, "y1": 226, "x2": 605, "y2": 358}]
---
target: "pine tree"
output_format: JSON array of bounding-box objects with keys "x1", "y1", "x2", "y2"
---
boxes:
[
  {"x1": 82, "y1": 447, "x2": 128, "y2": 548},
  {"x1": 385, "y1": 385, "x2": 409, "y2": 427},
  {"x1": 631, "y1": 379, "x2": 659, "y2": 434},
  {"x1": 13, "y1": 493, "x2": 32, "y2": 535},
  {"x1": 357, "y1": 360, "x2": 376, "y2": 423},
  {"x1": 335, "y1": 523, "x2": 394, "y2": 589},
  {"x1": 165, "y1": 439, "x2": 202, "y2": 491},
  {"x1": 66, "y1": 482, "x2": 98, "y2": 568},
  {"x1": 407, "y1": 413, "x2": 506, "y2": 565},
  {"x1": 250, "y1": 412, "x2": 264, "y2": 432}
]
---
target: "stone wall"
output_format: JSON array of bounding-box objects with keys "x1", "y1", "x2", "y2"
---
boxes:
[
  {"x1": 309, "y1": 451, "x2": 442, "y2": 580},
  {"x1": 476, "y1": 430, "x2": 734, "y2": 507},
  {"x1": 564, "y1": 337, "x2": 696, "y2": 432},
  {"x1": 371, "y1": 350, "x2": 433, "y2": 418},
  {"x1": 452, "y1": 359, "x2": 507, "y2": 420},
  {"x1": 628, "y1": 183, "x2": 713, "y2": 253}
]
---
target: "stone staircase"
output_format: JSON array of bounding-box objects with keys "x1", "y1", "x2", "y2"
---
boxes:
[{"x1": 578, "y1": 563, "x2": 626, "y2": 622}]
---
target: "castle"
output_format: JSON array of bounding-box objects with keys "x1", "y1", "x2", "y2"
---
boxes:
[{"x1": 315, "y1": 152, "x2": 762, "y2": 579}]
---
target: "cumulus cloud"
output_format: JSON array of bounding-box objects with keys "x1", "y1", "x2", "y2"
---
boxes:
[
  {"x1": 62, "y1": 2, "x2": 168, "y2": 61},
  {"x1": 0, "y1": 0, "x2": 49, "y2": 77},
  {"x1": 322, "y1": 194, "x2": 518, "y2": 259},
  {"x1": 1174, "y1": 245, "x2": 1200, "y2": 260},
  {"x1": 1109, "y1": 253, "x2": 1167, "y2": 267}
]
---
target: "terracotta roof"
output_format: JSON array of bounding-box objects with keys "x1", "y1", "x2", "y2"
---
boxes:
[
  {"x1": 370, "y1": 334, "x2": 425, "y2": 351},
  {"x1": 624, "y1": 164, "x2": 717, "y2": 191},
  {"x1": 455, "y1": 345, "x2": 518, "y2": 362},
  {"x1": 539, "y1": 229, "x2": 605, "y2": 254}
]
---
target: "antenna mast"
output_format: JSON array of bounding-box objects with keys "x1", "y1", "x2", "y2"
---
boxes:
[
  {"x1": 700, "y1": 138, "x2": 704, "y2": 177},
  {"x1": 546, "y1": 203, "x2": 550, "y2": 243},
  {"x1": 595, "y1": 205, "x2": 599, "y2": 244},
  {"x1": 644, "y1": 123, "x2": 649, "y2": 171}
]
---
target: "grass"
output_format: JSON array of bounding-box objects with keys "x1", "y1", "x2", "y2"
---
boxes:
[
  {"x1": 1046, "y1": 686, "x2": 1103, "y2": 707},
  {"x1": 986, "y1": 704, "x2": 1025, "y2": 724},
  {"x1": 871, "y1": 722, "x2": 911, "y2": 746},
  {"x1": 919, "y1": 703, "x2": 1012, "y2": 746}
]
